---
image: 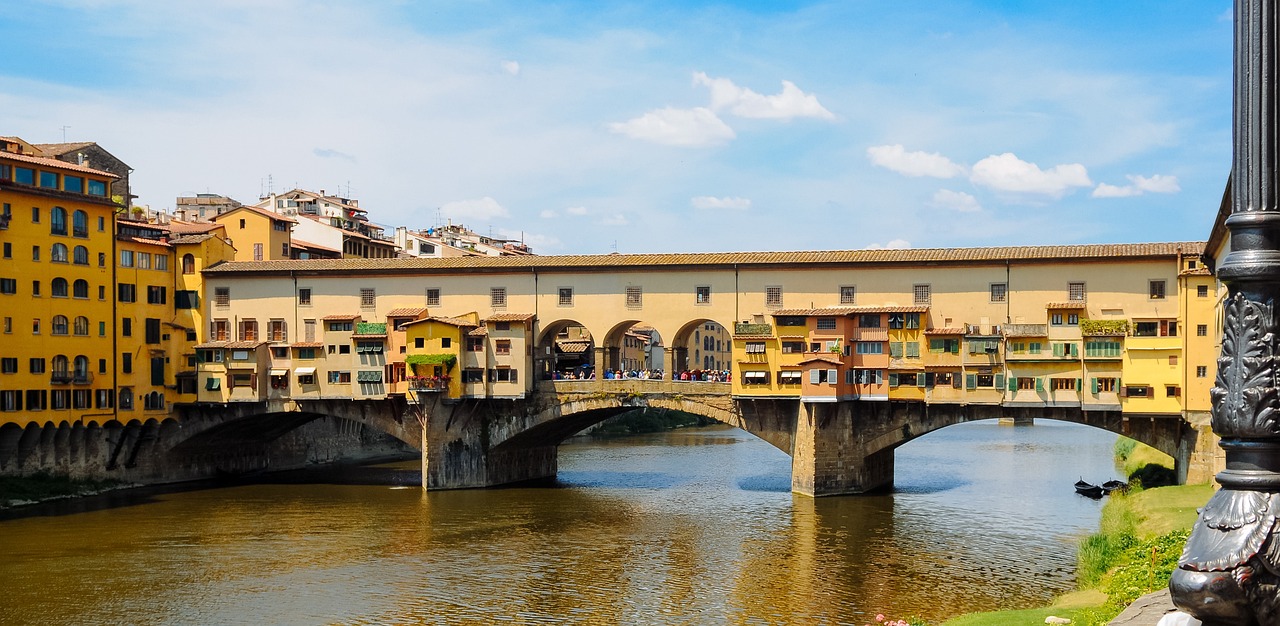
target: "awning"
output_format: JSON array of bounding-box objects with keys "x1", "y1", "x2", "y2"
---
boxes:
[
  {"x1": 295, "y1": 367, "x2": 317, "y2": 375},
  {"x1": 744, "y1": 371, "x2": 769, "y2": 380},
  {"x1": 269, "y1": 369, "x2": 288, "y2": 376},
  {"x1": 205, "y1": 378, "x2": 221, "y2": 390}
]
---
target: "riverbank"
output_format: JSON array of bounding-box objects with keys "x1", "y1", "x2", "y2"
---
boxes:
[
  {"x1": 940, "y1": 439, "x2": 1213, "y2": 626},
  {"x1": 0, "y1": 472, "x2": 132, "y2": 509}
]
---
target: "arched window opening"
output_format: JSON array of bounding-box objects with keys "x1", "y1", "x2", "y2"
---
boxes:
[
  {"x1": 118, "y1": 388, "x2": 134, "y2": 410},
  {"x1": 52, "y1": 315, "x2": 69, "y2": 335},
  {"x1": 52, "y1": 278, "x2": 68, "y2": 297},
  {"x1": 182, "y1": 254, "x2": 195, "y2": 274},
  {"x1": 73, "y1": 316, "x2": 89, "y2": 336},
  {"x1": 52, "y1": 355, "x2": 69, "y2": 374},
  {"x1": 72, "y1": 210, "x2": 88, "y2": 237},
  {"x1": 51, "y1": 243, "x2": 68, "y2": 263},
  {"x1": 73, "y1": 279, "x2": 89, "y2": 299},
  {"x1": 73, "y1": 245, "x2": 89, "y2": 265},
  {"x1": 50, "y1": 207, "x2": 67, "y2": 235}
]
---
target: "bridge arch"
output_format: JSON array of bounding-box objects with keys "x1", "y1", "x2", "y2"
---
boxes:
[{"x1": 535, "y1": 318, "x2": 598, "y2": 380}]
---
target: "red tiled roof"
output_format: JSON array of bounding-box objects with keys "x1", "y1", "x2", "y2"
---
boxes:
[
  {"x1": 485, "y1": 313, "x2": 535, "y2": 323},
  {"x1": 386, "y1": 307, "x2": 428, "y2": 318},
  {"x1": 773, "y1": 305, "x2": 929, "y2": 316},
  {"x1": 0, "y1": 149, "x2": 117, "y2": 177},
  {"x1": 1046, "y1": 302, "x2": 1087, "y2": 310},
  {"x1": 400, "y1": 315, "x2": 475, "y2": 328},
  {"x1": 224, "y1": 341, "x2": 267, "y2": 349},
  {"x1": 120, "y1": 236, "x2": 171, "y2": 248},
  {"x1": 797, "y1": 356, "x2": 843, "y2": 366},
  {"x1": 202, "y1": 241, "x2": 1208, "y2": 275},
  {"x1": 290, "y1": 342, "x2": 325, "y2": 348},
  {"x1": 924, "y1": 327, "x2": 968, "y2": 335},
  {"x1": 467, "y1": 327, "x2": 488, "y2": 336},
  {"x1": 322, "y1": 314, "x2": 361, "y2": 321},
  {"x1": 291, "y1": 238, "x2": 342, "y2": 254},
  {"x1": 556, "y1": 340, "x2": 592, "y2": 354},
  {"x1": 214, "y1": 204, "x2": 297, "y2": 224}
]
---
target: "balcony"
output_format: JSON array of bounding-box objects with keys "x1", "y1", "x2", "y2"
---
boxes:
[
  {"x1": 409, "y1": 378, "x2": 450, "y2": 393},
  {"x1": 50, "y1": 371, "x2": 92, "y2": 384},
  {"x1": 735, "y1": 323, "x2": 772, "y2": 336}
]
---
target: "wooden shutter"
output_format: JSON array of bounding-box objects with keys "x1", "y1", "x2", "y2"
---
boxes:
[
  {"x1": 809, "y1": 369, "x2": 820, "y2": 384},
  {"x1": 827, "y1": 369, "x2": 837, "y2": 384},
  {"x1": 994, "y1": 374, "x2": 1004, "y2": 389},
  {"x1": 965, "y1": 373, "x2": 977, "y2": 390},
  {"x1": 888, "y1": 373, "x2": 899, "y2": 387},
  {"x1": 1035, "y1": 377, "x2": 1044, "y2": 392}
]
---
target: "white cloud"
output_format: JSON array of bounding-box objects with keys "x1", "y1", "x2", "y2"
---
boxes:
[
  {"x1": 930, "y1": 189, "x2": 982, "y2": 212},
  {"x1": 495, "y1": 228, "x2": 558, "y2": 251},
  {"x1": 598, "y1": 214, "x2": 629, "y2": 226},
  {"x1": 867, "y1": 144, "x2": 966, "y2": 178},
  {"x1": 1091, "y1": 174, "x2": 1181, "y2": 198},
  {"x1": 693, "y1": 72, "x2": 834, "y2": 120},
  {"x1": 439, "y1": 197, "x2": 510, "y2": 222},
  {"x1": 608, "y1": 107, "x2": 735, "y2": 146},
  {"x1": 539, "y1": 209, "x2": 558, "y2": 218},
  {"x1": 501, "y1": 60, "x2": 520, "y2": 76},
  {"x1": 691, "y1": 195, "x2": 751, "y2": 210},
  {"x1": 866, "y1": 239, "x2": 911, "y2": 250},
  {"x1": 969, "y1": 153, "x2": 1092, "y2": 197},
  {"x1": 565, "y1": 205, "x2": 590, "y2": 216}
]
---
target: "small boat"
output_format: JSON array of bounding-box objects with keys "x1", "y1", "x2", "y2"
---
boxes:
[
  {"x1": 1101, "y1": 480, "x2": 1129, "y2": 494},
  {"x1": 1074, "y1": 479, "x2": 1104, "y2": 499}
]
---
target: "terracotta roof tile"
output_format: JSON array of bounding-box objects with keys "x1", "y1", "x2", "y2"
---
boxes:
[
  {"x1": 322, "y1": 314, "x2": 361, "y2": 321},
  {"x1": 169, "y1": 233, "x2": 219, "y2": 245},
  {"x1": 556, "y1": 339, "x2": 592, "y2": 354},
  {"x1": 194, "y1": 341, "x2": 228, "y2": 349},
  {"x1": 214, "y1": 204, "x2": 297, "y2": 224},
  {"x1": 202, "y1": 241, "x2": 1208, "y2": 275},
  {"x1": 121, "y1": 236, "x2": 171, "y2": 248},
  {"x1": 401, "y1": 315, "x2": 476, "y2": 328},
  {"x1": 290, "y1": 342, "x2": 325, "y2": 348},
  {"x1": 467, "y1": 327, "x2": 488, "y2": 336},
  {"x1": 924, "y1": 327, "x2": 968, "y2": 335},
  {"x1": 1046, "y1": 302, "x2": 1088, "y2": 310},
  {"x1": 167, "y1": 221, "x2": 223, "y2": 235},
  {"x1": 291, "y1": 238, "x2": 342, "y2": 254},
  {"x1": 386, "y1": 307, "x2": 427, "y2": 318},
  {"x1": 224, "y1": 341, "x2": 268, "y2": 349},
  {"x1": 797, "y1": 356, "x2": 843, "y2": 366},
  {"x1": 1180, "y1": 267, "x2": 1213, "y2": 276},
  {"x1": 0, "y1": 149, "x2": 118, "y2": 177},
  {"x1": 485, "y1": 313, "x2": 535, "y2": 323},
  {"x1": 773, "y1": 305, "x2": 929, "y2": 316}
]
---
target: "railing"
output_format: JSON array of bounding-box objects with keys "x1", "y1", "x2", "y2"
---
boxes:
[
  {"x1": 50, "y1": 372, "x2": 73, "y2": 384},
  {"x1": 409, "y1": 379, "x2": 450, "y2": 392},
  {"x1": 539, "y1": 379, "x2": 730, "y2": 395}
]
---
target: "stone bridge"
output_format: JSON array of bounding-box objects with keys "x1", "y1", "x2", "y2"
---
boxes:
[{"x1": 0, "y1": 381, "x2": 1199, "y2": 496}]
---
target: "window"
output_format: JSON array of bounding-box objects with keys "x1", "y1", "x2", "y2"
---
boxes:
[
  {"x1": 781, "y1": 341, "x2": 805, "y2": 354},
  {"x1": 304, "y1": 319, "x2": 316, "y2": 342},
  {"x1": 744, "y1": 342, "x2": 766, "y2": 354},
  {"x1": 1085, "y1": 340, "x2": 1122, "y2": 357},
  {"x1": 252, "y1": 243, "x2": 263, "y2": 261},
  {"x1": 990, "y1": 283, "x2": 1007, "y2": 302},
  {"x1": 120, "y1": 249, "x2": 133, "y2": 267},
  {"x1": 1197, "y1": 324, "x2": 1208, "y2": 337},
  {"x1": 1150, "y1": 280, "x2": 1166, "y2": 299},
  {"x1": 182, "y1": 254, "x2": 195, "y2": 274},
  {"x1": 742, "y1": 370, "x2": 771, "y2": 385},
  {"x1": 52, "y1": 278, "x2": 68, "y2": 298},
  {"x1": 855, "y1": 342, "x2": 884, "y2": 354},
  {"x1": 214, "y1": 287, "x2": 230, "y2": 307},
  {"x1": 853, "y1": 369, "x2": 883, "y2": 385},
  {"x1": 625, "y1": 286, "x2": 642, "y2": 308},
  {"x1": 489, "y1": 368, "x2": 518, "y2": 383},
  {"x1": 467, "y1": 337, "x2": 484, "y2": 351},
  {"x1": 858, "y1": 314, "x2": 880, "y2": 328},
  {"x1": 1051, "y1": 313, "x2": 1063, "y2": 326},
  {"x1": 39, "y1": 171, "x2": 58, "y2": 189},
  {"x1": 118, "y1": 283, "x2": 136, "y2": 302},
  {"x1": 1051, "y1": 378, "x2": 1077, "y2": 391},
  {"x1": 0, "y1": 278, "x2": 15, "y2": 295},
  {"x1": 239, "y1": 319, "x2": 258, "y2": 341},
  {"x1": 839, "y1": 285, "x2": 856, "y2": 305},
  {"x1": 155, "y1": 254, "x2": 168, "y2": 271},
  {"x1": 15, "y1": 168, "x2": 33, "y2": 186},
  {"x1": 328, "y1": 371, "x2": 352, "y2": 384},
  {"x1": 816, "y1": 317, "x2": 837, "y2": 330},
  {"x1": 147, "y1": 285, "x2": 166, "y2": 304},
  {"x1": 328, "y1": 321, "x2": 353, "y2": 332},
  {"x1": 122, "y1": 317, "x2": 132, "y2": 337},
  {"x1": 1198, "y1": 285, "x2": 1209, "y2": 298},
  {"x1": 98, "y1": 253, "x2": 105, "y2": 267},
  {"x1": 776, "y1": 316, "x2": 804, "y2": 327},
  {"x1": 809, "y1": 369, "x2": 836, "y2": 385},
  {"x1": 122, "y1": 353, "x2": 132, "y2": 374},
  {"x1": 64, "y1": 176, "x2": 83, "y2": 193},
  {"x1": 73, "y1": 316, "x2": 89, "y2": 336},
  {"x1": 0, "y1": 358, "x2": 16, "y2": 374},
  {"x1": 490, "y1": 287, "x2": 506, "y2": 308},
  {"x1": 138, "y1": 253, "x2": 151, "y2": 269},
  {"x1": 1197, "y1": 365, "x2": 1208, "y2": 378},
  {"x1": 98, "y1": 285, "x2": 105, "y2": 300},
  {"x1": 1167, "y1": 385, "x2": 1182, "y2": 398},
  {"x1": 269, "y1": 320, "x2": 287, "y2": 342},
  {"x1": 211, "y1": 319, "x2": 229, "y2": 341},
  {"x1": 1, "y1": 243, "x2": 8, "y2": 259},
  {"x1": 142, "y1": 318, "x2": 160, "y2": 344},
  {"x1": 462, "y1": 369, "x2": 484, "y2": 383},
  {"x1": 32, "y1": 280, "x2": 40, "y2": 297},
  {"x1": 32, "y1": 318, "x2": 39, "y2": 334},
  {"x1": 176, "y1": 290, "x2": 198, "y2": 309},
  {"x1": 1123, "y1": 385, "x2": 1150, "y2": 398},
  {"x1": 904, "y1": 342, "x2": 919, "y2": 358},
  {"x1": 440, "y1": 338, "x2": 451, "y2": 349},
  {"x1": 1169, "y1": 355, "x2": 1179, "y2": 366},
  {"x1": 87, "y1": 179, "x2": 106, "y2": 196},
  {"x1": 29, "y1": 358, "x2": 45, "y2": 374},
  {"x1": 765, "y1": 286, "x2": 783, "y2": 308},
  {"x1": 495, "y1": 340, "x2": 511, "y2": 355},
  {"x1": 50, "y1": 207, "x2": 66, "y2": 235},
  {"x1": 1068, "y1": 282, "x2": 1086, "y2": 301},
  {"x1": 426, "y1": 288, "x2": 441, "y2": 307},
  {"x1": 1017, "y1": 377, "x2": 1036, "y2": 390},
  {"x1": 32, "y1": 245, "x2": 39, "y2": 261},
  {"x1": 913, "y1": 284, "x2": 930, "y2": 304},
  {"x1": 1067, "y1": 314, "x2": 1079, "y2": 326},
  {"x1": 73, "y1": 245, "x2": 88, "y2": 265},
  {"x1": 51, "y1": 243, "x2": 68, "y2": 263},
  {"x1": 696, "y1": 286, "x2": 711, "y2": 305},
  {"x1": 778, "y1": 371, "x2": 803, "y2": 385},
  {"x1": 559, "y1": 287, "x2": 573, "y2": 306}
]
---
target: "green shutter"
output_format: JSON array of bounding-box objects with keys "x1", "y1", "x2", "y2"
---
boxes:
[
  {"x1": 965, "y1": 373, "x2": 977, "y2": 390},
  {"x1": 995, "y1": 374, "x2": 1005, "y2": 389},
  {"x1": 950, "y1": 340, "x2": 960, "y2": 354},
  {"x1": 930, "y1": 339, "x2": 944, "y2": 353},
  {"x1": 889, "y1": 342, "x2": 903, "y2": 358},
  {"x1": 917, "y1": 375, "x2": 925, "y2": 388},
  {"x1": 889, "y1": 373, "x2": 899, "y2": 387},
  {"x1": 1052, "y1": 343, "x2": 1064, "y2": 357},
  {"x1": 1008, "y1": 376, "x2": 1017, "y2": 392},
  {"x1": 1077, "y1": 378, "x2": 1083, "y2": 392},
  {"x1": 953, "y1": 374, "x2": 962, "y2": 389},
  {"x1": 1036, "y1": 377, "x2": 1044, "y2": 392},
  {"x1": 1092, "y1": 377, "x2": 1099, "y2": 394}
]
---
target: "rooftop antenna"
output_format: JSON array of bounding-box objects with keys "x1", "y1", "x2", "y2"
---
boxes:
[
  {"x1": 60, "y1": 125, "x2": 70, "y2": 142},
  {"x1": 611, "y1": 240, "x2": 618, "y2": 253}
]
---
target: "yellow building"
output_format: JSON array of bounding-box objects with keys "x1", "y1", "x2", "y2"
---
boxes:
[
  {"x1": 0, "y1": 137, "x2": 120, "y2": 426},
  {"x1": 212, "y1": 205, "x2": 295, "y2": 262}
]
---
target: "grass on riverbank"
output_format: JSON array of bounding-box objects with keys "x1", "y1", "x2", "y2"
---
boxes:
[
  {"x1": 941, "y1": 437, "x2": 1213, "y2": 626},
  {"x1": 0, "y1": 471, "x2": 126, "y2": 507}
]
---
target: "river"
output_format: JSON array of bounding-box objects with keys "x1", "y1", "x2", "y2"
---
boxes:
[{"x1": 0, "y1": 419, "x2": 1122, "y2": 625}]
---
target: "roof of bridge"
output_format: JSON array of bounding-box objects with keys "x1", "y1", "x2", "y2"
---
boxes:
[
  {"x1": 772, "y1": 305, "x2": 929, "y2": 316},
  {"x1": 202, "y1": 241, "x2": 1207, "y2": 276}
]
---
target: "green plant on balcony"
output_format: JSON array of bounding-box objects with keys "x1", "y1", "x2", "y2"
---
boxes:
[
  {"x1": 1080, "y1": 319, "x2": 1129, "y2": 336},
  {"x1": 735, "y1": 323, "x2": 772, "y2": 335},
  {"x1": 355, "y1": 322, "x2": 387, "y2": 335},
  {"x1": 405, "y1": 353, "x2": 457, "y2": 371}
]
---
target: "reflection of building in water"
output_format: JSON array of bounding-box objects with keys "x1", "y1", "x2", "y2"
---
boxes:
[{"x1": 688, "y1": 321, "x2": 731, "y2": 370}]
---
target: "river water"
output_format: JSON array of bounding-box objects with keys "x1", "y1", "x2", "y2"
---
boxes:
[{"x1": 0, "y1": 419, "x2": 1122, "y2": 625}]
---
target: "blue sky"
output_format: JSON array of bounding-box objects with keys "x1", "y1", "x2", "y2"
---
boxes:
[{"x1": 0, "y1": 1, "x2": 1233, "y2": 254}]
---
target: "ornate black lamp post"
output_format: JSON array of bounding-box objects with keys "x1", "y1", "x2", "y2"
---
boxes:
[{"x1": 1171, "y1": 2, "x2": 1280, "y2": 624}]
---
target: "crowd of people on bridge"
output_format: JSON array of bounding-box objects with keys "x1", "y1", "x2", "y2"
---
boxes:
[{"x1": 546, "y1": 368, "x2": 733, "y2": 382}]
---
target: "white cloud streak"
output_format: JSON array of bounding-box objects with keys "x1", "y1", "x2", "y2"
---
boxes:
[
  {"x1": 691, "y1": 195, "x2": 751, "y2": 210},
  {"x1": 693, "y1": 72, "x2": 834, "y2": 120},
  {"x1": 867, "y1": 144, "x2": 966, "y2": 178},
  {"x1": 930, "y1": 189, "x2": 982, "y2": 212},
  {"x1": 1091, "y1": 174, "x2": 1181, "y2": 198},
  {"x1": 969, "y1": 153, "x2": 1092, "y2": 197},
  {"x1": 608, "y1": 107, "x2": 735, "y2": 147}
]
